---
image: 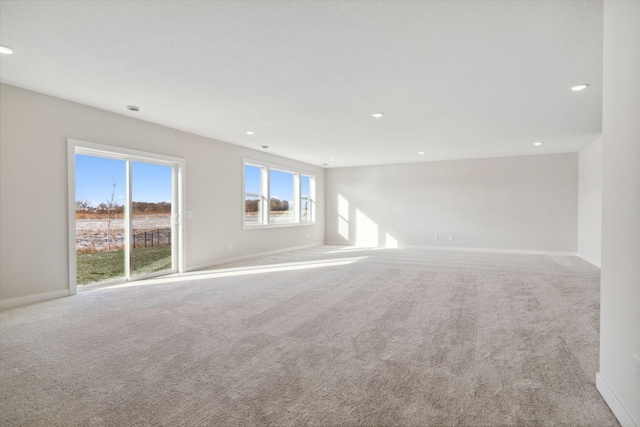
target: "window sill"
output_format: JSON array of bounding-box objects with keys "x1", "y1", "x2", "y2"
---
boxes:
[{"x1": 243, "y1": 222, "x2": 316, "y2": 230}]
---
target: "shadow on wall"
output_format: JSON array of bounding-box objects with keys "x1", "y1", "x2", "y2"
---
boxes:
[{"x1": 338, "y1": 194, "x2": 398, "y2": 248}]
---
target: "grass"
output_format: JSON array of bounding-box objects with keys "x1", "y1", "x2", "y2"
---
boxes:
[{"x1": 77, "y1": 246, "x2": 172, "y2": 285}]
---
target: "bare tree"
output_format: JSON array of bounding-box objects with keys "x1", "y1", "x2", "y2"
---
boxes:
[
  {"x1": 75, "y1": 200, "x2": 91, "y2": 212},
  {"x1": 105, "y1": 179, "x2": 119, "y2": 251}
]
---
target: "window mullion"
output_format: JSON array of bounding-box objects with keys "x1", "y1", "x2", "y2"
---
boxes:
[
  {"x1": 243, "y1": 159, "x2": 315, "y2": 228},
  {"x1": 295, "y1": 173, "x2": 300, "y2": 223},
  {"x1": 264, "y1": 166, "x2": 270, "y2": 225},
  {"x1": 310, "y1": 176, "x2": 316, "y2": 222}
]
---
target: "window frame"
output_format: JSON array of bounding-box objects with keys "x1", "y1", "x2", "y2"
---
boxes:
[
  {"x1": 242, "y1": 158, "x2": 316, "y2": 229},
  {"x1": 68, "y1": 139, "x2": 187, "y2": 295},
  {"x1": 243, "y1": 162, "x2": 268, "y2": 226},
  {"x1": 300, "y1": 174, "x2": 316, "y2": 223}
]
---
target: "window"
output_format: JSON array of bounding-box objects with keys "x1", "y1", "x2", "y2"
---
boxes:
[
  {"x1": 243, "y1": 159, "x2": 315, "y2": 228},
  {"x1": 300, "y1": 174, "x2": 315, "y2": 222},
  {"x1": 68, "y1": 139, "x2": 186, "y2": 295},
  {"x1": 244, "y1": 163, "x2": 267, "y2": 225},
  {"x1": 269, "y1": 169, "x2": 296, "y2": 224}
]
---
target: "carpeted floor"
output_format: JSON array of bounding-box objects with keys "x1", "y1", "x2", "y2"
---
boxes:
[{"x1": 0, "y1": 245, "x2": 619, "y2": 426}]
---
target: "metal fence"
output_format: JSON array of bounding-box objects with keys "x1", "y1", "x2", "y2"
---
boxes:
[{"x1": 132, "y1": 228, "x2": 171, "y2": 248}]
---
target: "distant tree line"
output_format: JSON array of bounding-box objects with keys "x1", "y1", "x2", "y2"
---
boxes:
[
  {"x1": 76, "y1": 200, "x2": 171, "y2": 214},
  {"x1": 132, "y1": 201, "x2": 171, "y2": 214},
  {"x1": 245, "y1": 198, "x2": 290, "y2": 213}
]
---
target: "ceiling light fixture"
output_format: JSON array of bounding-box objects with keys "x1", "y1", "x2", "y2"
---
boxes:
[
  {"x1": 0, "y1": 45, "x2": 14, "y2": 54},
  {"x1": 570, "y1": 84, "x2": 589, "y2": 91},
  {"x1": 322, "y1": 163, "x2": 328, "y2": 166},
  {"x1": 245, "y1": 131, "x2": 255, "y2": 135},
  {"x1": 126, "y1": 105, "x2": 140, "y2": 112},
  {"x1": 261, "y1": 145, "x2": 269, "y2": 149},
  {"x1": 418, "y1": 151, "x2": 425, "y2": 155},
  {"x1": 371, "y1": 112, "x2": 384, "y2": 118},
  {"x1": 533, "y1": 141, "x2": 543, "y2": 146},
  {"x1": 330, "y1": 158, "x2": 336, "y2": 162}
]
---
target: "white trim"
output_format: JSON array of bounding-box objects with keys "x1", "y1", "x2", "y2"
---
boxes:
[
  {"x1": 68, "y1": 139, "x2": 187, "y2": 293},
  {"x1": 72, "y1": 139, "x2": 185, "y2": 165},
  {"x1": 67, "y1": 142, "x2": 78, "y2": 295},
  {"x1": 242, "y1": 158, "x2": 316, "y2": 229},
  {"x1": 77, "y1": 276, "x2": 128, "y2": 291},
  {"x1": 244, "y1": 222, "x2": 317, "y2": 230},
  {"x1": 177, "y1": 158, "x2": 187, "y2": 272},
  {"x1": 0, "y1": 290, "x2": 70, "y2": 311},
  {"x1": 324, "y1": 242, "x2": 577, "y2": 256},
  {"x1": 125, "y1": 158, "x2": 132, "y2": 281},
  {"x1": 243, "y1": 157, "x2": 316, "y2": 177},
  {"x1": 77, "y1": 269, "x2": 176, "y2": 292},
  {"x1": 578, "y1": 253, "x2": 601, "y2": 268},
  {"x1": 186, "y1": 243, "x2": 322, "y2": 272},
  {"x1": 596, "y1": 373, "x2": 637, "y2": 427}
]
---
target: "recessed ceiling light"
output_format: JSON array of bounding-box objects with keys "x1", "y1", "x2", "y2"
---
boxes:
[
  {"x1": 126, "y1": 105, "x2": 140, "y2": 112},
  {"x1": 245, "y1": 131, "x2": 255, "y2": 135},
  {"x1": 330, "y1": 158, "x2": 336, "y2": 162},
  {"x1": 417, "y1": 151, "x2": 425, "y2": 155},
  {"x1": 533, "y1": 141, "x2": 543, "y2": 146},
  {"x1": 570, "y1": 84, "x2": 589, "y2": 91},
  {"x1": 371, "y1": 112, "x2": 384, "y2": 118},
  {"x1": 261, "y1": 145, "x2": 269, "y2": 149},
  {"x1": 0, "y1": 45, "x2": 14, "y2": 55}
]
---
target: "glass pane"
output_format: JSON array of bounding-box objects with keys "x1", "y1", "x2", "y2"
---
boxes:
[
  {"x1": 245, "y1": 195, "x2": 262, "y2": 224},
  {"x1": 245, "y1": 165, "x2": 263, "y2": 225},
  {"x1": 131, "y1": 162, "x2": 173, "y2": 276},
  {"x1": 301, "y1": 175, "x2": 310, "y2": 222},
  {"x1": 270, "y1": 169, "x2": 295, "y2": 223},
  {"x1": 75, "y1": 154, "x2": 126, "y2": 285},
  {"x1": 245, "y1": 164, "x2": 262, "y2": 194}
]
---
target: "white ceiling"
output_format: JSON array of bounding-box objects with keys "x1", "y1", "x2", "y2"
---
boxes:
[{"x1": 0, "y1": 0, "x2": 603, "y2": 168}]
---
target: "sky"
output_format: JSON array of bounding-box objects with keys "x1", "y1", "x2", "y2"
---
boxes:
[
  {"x1": 245, "y1": 165, "x2": 309, "y2": 201},
  {"x1": 76, "y1": 155, "x2": 308, "y2": 207},
  {"x1": 75, "y1": 155, "x2": 172, "y2": 206}
]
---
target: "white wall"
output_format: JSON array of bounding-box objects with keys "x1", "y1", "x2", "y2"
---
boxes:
[
  {"x1": 597, "y1": 1, "x2": 640, "y2": 426},
  {"x1": 0, "y1": 84, "x2": 325, "y2": 305},
  {"x1": 578, "y1": 137, "x2": 603, "y2": 267},
  {"x1": 325, "y1": 153, "x2": 578, "y2": 253}
]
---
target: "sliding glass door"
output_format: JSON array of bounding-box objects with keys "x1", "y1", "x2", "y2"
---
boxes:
[
  {"x1": 70, "y1": 141, "x2": 184, "y2": 290},
  {"x1": 75, "y1": 155, "x2": 127, "y2": 285},
  {"x1": 131, "y1": 161, "x2": 174, "y2": 277}
]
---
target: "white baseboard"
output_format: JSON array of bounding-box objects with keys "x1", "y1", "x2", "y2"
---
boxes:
[
  {"x1": 402, "y1": 245, "x2": 577, "y2": 256},
  {"x1": 596, "y1": 373, "x2": 637, "y2": 427},
  {"x1": 324, "y1": 242, "x2": 577, "y2": 257},
  {"x1": 0, "y1": 289, "x2": 70, "y2": 311},
  {"x1": 578, "y1": 253, "x2": 602, "y2": 268},
  {"x1": 187, "y1": 242, "x2": 323, "y2": 272}
]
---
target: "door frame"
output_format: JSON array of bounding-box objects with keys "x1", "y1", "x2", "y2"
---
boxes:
[{"x1": 67, "y1": 139, "x2": 186, "y2": 294}]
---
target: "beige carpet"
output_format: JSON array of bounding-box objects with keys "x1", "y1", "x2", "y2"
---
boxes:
[{"x1": 0, "y1": 245, "x2": 618, "y2": 426}]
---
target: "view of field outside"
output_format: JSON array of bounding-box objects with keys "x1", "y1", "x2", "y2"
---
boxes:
[
  {"x1": 244, "y1": 165, "x2": 311, "y2": 224},
  {"x1": 244, "y1": 165, "x2": 264, "y2": 224},
  {"x1": 269, "y1": 169, "x2": 294, "y2": 223},
  {"x1": 75, "y1": 155, "x2": 173, "y2": 285},
  {"x1": 301, "y1": 174, "x2": 310, "y2": 222},
  {"x1": 131, "y1": 161, "x2": 172, "y2": 276}
]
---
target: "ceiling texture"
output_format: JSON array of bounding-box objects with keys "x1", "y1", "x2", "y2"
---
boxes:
[{"x1": 0, "y1": 0, "x2": 603, "y2": 168}]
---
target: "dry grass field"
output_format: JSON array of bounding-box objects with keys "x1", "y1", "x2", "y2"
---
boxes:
[{"x1": 76, "y1": 213, "x2": 171, "y2": 252}]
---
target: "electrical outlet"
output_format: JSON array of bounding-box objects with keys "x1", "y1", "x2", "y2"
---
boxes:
[
  {"x1": 449, "y1": 235, "x2": 453, "y2": 241},
  {"x1": 227, "y1": 243, "x2": 232, "y2": 250},
  {"x1": 634, "y1": 354, "x2": 640, "y2": 385},
  {"x1": 434, "y1": 234, "x2": 439, "y2": 240},
  {"x1": 187, "y1": 210, "x2": 193, "y2": 218},
  {"x1": 307, "y1": 233, "x2": 310, "y2": 239}
]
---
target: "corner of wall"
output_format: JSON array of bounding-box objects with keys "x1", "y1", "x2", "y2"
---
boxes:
[{"x1": 578, "y1": 137, "x2": 603, "y2": 268}]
